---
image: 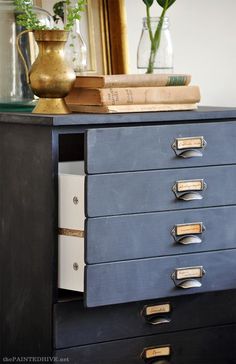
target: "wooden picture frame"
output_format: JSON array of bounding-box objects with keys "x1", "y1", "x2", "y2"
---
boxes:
[{"x1": 34, "y1": 0, "x2": 129, "y2": 74}]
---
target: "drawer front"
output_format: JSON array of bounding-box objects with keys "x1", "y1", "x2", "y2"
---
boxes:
[
  {"x1": 55, "y1": 324, "x2": 236, "y2": 364},
  {"x1": 54, "y1": 290, "x2": 236, "y2": 348},
  {"x1": 85, "y1": 249, "x2": 236, "y2": 307},
  {"x1": 86, "y1": 121, "x2": 236, "y2": 173},
  {"x1": 86, "y1": 206, "x2": 236, "y2": 263},
  {"x1": 86, "y1": 165, "x2": 236, "y2": 217}
]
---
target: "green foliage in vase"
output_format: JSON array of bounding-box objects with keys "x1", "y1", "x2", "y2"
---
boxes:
[
  {"x1": 14, "y1": 0, "x2": 46, "y2": 29},
  {"x1": 14, "y1": 0, "x2": 86, "y2": 31},
  {"x1": 142, "y1": 0, "x2": 176, "y2": 73}
]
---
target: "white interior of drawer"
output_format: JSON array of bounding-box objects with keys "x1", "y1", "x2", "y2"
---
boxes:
[
  {"x1": 58, "y1": 235, "x2": 85, "y2": 292},
  {"x1": 58, "y1": 161, "x2": 85, "y2": 292},
  {"x1": 58, "y1": 161, "x2": 85, "y2": 230}
]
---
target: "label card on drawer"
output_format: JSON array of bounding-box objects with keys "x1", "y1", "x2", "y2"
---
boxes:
[
  {"x1": 175, "y1": 223, "x2": 203, "y2": 236},
  {"x1": 175, "y1": 266, "x2": 204, "y2": 280},
  {"x1": 143, "y1": 345, "x2": 171, "y2": 359},
  {"x1": 145, "y1": 303, "x2": 171, "y2": 316},
  {"x1": 176, "y1": 179, "x2": 204, "y2": 192},
  {"x1": 176, "y1": 137, "x2": 204, "y2": 150}
]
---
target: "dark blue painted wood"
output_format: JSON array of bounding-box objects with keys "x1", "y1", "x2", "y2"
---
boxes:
[
  {"x1": 55, "y1": 324, "x2": 236, "y2": 364},
  {"x1": 0, "y1": 123, "x2": 57, "y2": 356},
  {"x1": 86, "y1": 205, "x2": 236, "y2": 263},
  {"x1": 54, "y1": 290, "x2": 236, "y2": 348},
  {"x1": 86, "y1": 165, "x2": 236, "y2": 217},
  {"x1": 86, "y1": 121, "x2": 236, "y2": 173},
  {"x1": 1, "y1": 107, "x2": 236, "y2": 126},
  {"x1": 85, "y1": 249, "x2": 236, "y2": 307}
]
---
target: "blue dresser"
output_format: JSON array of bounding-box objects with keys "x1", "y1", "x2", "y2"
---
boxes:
[{"x1": 1, "y1": 107, "x2": 236, "y2": 363}]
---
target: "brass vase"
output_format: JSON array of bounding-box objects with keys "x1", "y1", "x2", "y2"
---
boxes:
[{"x1": 17, "y1": 30, "x2": 76, "y2": 114}]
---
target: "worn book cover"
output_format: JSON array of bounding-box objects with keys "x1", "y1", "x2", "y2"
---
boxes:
[
  {"x1": 66, "y1": 85, "x2": 200, "y2": 106},
  {"x1": 73, "y1": 73, "x2": 192, "y2": 88}
]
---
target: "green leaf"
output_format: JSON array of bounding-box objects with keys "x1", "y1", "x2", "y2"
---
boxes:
[
  {"x1": 156, "y1": 0, "x2": 176, "y2": 9},
  {"x1": 142, "y1": 0, "x2": 154, "y2": 7}
]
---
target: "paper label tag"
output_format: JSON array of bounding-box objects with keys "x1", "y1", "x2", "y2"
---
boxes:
[
  {"x1": 176, "y1": 137, "x2": 204, "y2": 150},
  {"x1": 176, "y1": 223, "x2": 203, "y2": 236},
  {"x1": 177, "y1": 180, "x2": 203, "y2": 192},
  {"x1": 144, "y1": 346, "x2": 171, "y2": 359},
  {"x1": 176, "y1": 266, "x2": 203, "y2": 280},
  {"x1": 145, "y1": 303, "x2": 171, "y2": 316}
]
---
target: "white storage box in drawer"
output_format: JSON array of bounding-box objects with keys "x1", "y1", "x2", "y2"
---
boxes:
[
  {"x1": 58, "y1": 235, "x2": 85, "y2": 292},
  {"x1": 58, "y1": 161, "x2": 85, "y2": 231}
]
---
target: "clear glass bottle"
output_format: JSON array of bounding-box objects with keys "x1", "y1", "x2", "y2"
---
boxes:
[
  {"x1": 137, "y1": 16, "x2": 173, "y2": 74},
  {"x1": 65, "y1": 19, "x2": 87, "y2": 74},
  {"x1": 0, "y1": 0, "x2": 53, "y2": 110}
]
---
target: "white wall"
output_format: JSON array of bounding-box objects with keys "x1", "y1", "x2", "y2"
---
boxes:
[{"x1": 125, "y1": 0, "x2": 236, "y2": 106}]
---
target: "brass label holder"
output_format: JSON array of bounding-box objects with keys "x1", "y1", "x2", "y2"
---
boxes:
[
  {"x1": 142, "y1": 345, "x2": 171, "y2": 360},
  {"x1": 172, "y1": 136, "x2": 207, "y2": 158},
  {"x1": 144, "y1": 303, "x2": 171, "y2": 316},
  {"x1": 171, "y1": 222, "x2": 206, "y2": 245},
  {"x1": 172, "y1": 179, "x2": 207, "y2": 201},
  {"x1": 171, "y1": 266, "x2": 206, "y2": 289},
  {"x1": 142, "y1": 303, "x2": 172, "y2": 326}
]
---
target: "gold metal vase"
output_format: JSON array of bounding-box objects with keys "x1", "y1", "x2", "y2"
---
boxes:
[{"x1": 17, "y1": 30, "x2": 76, "y2": 114}]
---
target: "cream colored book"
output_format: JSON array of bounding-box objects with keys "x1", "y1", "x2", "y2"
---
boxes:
[
  {"x1": 74, "y1": 73, "x2": 192, "y2": 88},
  {"x1": 68, "y1": 103, "x2": 198, "y2": 114},
  {"x1": 66, "y1": 85, "x2": 200, "y2": 106}
]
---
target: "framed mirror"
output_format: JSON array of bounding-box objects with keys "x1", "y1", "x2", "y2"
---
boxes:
[{"x1": 34, "y1": 0, "x2": 129, "y2": 74}]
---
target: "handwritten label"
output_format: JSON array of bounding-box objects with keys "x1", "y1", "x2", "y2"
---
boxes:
[
  {"x1": 176, "y1": 223, "x2": 203, "y2": 236},
  {"x1": 144, "y1": 346, "x2": 171, "y2": 359},
  {"x1": 176, "y1": 137, "x2": 204, "y2": 150},
  {"x1": 145, "y1": 303, "x2": 171, "y2": 316},
  {"x1": 177, "y1": 180, "x2": 203, "y2": 192},
  {"x1": 176, "y1": 267, "x2": 203, "y2": 280}
]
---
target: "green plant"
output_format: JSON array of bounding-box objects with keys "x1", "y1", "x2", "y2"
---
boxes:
[
  {"x1": 143, "y1": 0, "x2": 176, "y2": 73},
  {"x1": 14, "y1": 0, "x2": 86, "y2": 31}
]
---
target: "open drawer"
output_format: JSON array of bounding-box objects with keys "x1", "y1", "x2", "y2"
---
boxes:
[
  {"x1": 58, "y1": 246, "x2": 236, "y2": 307},
  {"x1": 58, "y1": 161, "x2": 236, "y2": 307}
]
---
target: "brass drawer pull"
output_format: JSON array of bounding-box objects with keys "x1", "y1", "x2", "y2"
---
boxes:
[
  {"x1": 172, "y1": 136, "x2": 207, "y2": 158},
  {"x1": 142, "y1": 303, "x2": 171, "y2": 326},
  {"x1": 171, "y1": 222, "x2": 205, "y2": 245},
  {"x1": 171, "y1": 266, "x2": 206, "y2": 289},
  {"x1": 172, "y1": 179, "x2": 207, "y2": 201}
]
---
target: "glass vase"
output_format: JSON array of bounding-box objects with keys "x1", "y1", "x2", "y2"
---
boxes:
[
  {"x1": 65, "y1": 19, "x2": 87, "y2": 74},
  {"x1": 137, "y1": 16, "x2": 173, "y2": 74},
  {"x1": 0, "y1": 0, "x2": 53, "y2": 110}
]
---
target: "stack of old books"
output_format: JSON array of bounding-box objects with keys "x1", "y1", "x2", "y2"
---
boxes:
[{"x1": 65, "y1": 74, "x2": 200, "y2": 113}]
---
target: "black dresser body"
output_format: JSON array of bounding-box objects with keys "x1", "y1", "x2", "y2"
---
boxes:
[{"x1": 1, "y1": 107, "x2": 236, "y2": 363}]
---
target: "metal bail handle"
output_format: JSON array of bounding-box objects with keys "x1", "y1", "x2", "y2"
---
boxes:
[
  {"x1": 171, "y1": 223, "x2": 206, "y2": 245},
  {"x1": 172, "y1": 180, "x2": 207, "y2": 201},
  {"x1": 172, "y1": 137, "x2": 207, "y2": 158},
  {"x1": 171, "y1": 266, "x2": 206, "y2": 289},
  {"x1": 16, "y1": 29, "x2": 32, "y2": 84}
]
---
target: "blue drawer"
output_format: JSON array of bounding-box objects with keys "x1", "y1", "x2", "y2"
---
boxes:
[
  {"x1": 86, "y1": 121, "x2": 236, "y2": 173},
  {"x1": 85, "y1": 249, "x2": 236, "y2": 307},
  {"x1": 86, "y1": 206, "x2": 236, "y2": 263},
  {"x1": 86, "y1": 165, "x2": 236, "y2": 217}
]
